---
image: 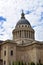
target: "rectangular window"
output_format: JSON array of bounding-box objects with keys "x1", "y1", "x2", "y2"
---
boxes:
[
  {"x1": 4, "y1": 50, "x2": 6, "y2": 56},
  {"x1": 11, "y1": 50, "x2": 13, "y2": 56}
]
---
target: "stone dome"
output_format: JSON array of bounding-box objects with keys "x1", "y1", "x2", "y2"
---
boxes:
[
  {"x1": 16, "y1": 11, "x2": 30, "y2": 27},
  {"x1": 13, "y1": 11, "x2": 35, "y2": 44},
  {"x1": 16, "y1": 18, "x2": 30, "y2": 26}
]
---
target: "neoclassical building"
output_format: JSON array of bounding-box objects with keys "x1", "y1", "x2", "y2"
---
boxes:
[{"x1": 0, "y1": 11, "x2": 43, "y2": 65}]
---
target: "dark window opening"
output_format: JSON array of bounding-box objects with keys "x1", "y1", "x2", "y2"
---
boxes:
[{"x1": 11, "y1": 50, "x2": 13, "y2": 56}]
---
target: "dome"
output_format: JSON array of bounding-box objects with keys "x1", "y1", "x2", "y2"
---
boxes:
[
  {"x1": 13, "y1": 11, "x2": 35, "y2": 43},
  {"x1": 16, "y1": 18, "x2": 30, "y2": 26},
  {"x1": 16, "y1": 11, "x2": 30, "y2": 27}
]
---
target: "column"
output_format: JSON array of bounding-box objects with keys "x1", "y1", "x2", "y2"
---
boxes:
[
  {"x1": 30, "y1": 31, "x2": 31, "y2": 38},
  {"x1": 15, "y1": 32, "x2": 17, "y2": 38},
  {"x1": 16, "y1": 31, "x2": 17, "y2": 38},
  {"x1": 18, "y1": 31, "x2": 19, "y2": 38},
  {"x1": 29, "y1": 31, "x2": 30, "y2": 38},
  {"x1": 21, "y1": 30, "x2": 23, "y2": 38},
  {"x1": 23, "y1": 30, "x2": 25, "y2": 38},
  {"x1": 26, "y1": 30, "x2": 28, "y2": 38},
  {"x1": 20, "y1": 30, "x2": 21, "y2": 38},
  {"x1": 25, "y1": 30, "x2": 26, "y2": 38},
  {"x1": 13, "y1": 32, "x2": 15, "y2": 39},
  {"x1": 22, "y1": 30, "x2": 23, "y2": 38},
  {"x1": 23, "y1": 30, "x2": 24, "y2": 38},
  {"x1": 19, "y1": 31, "x2": 20, "y2": 38},
  {"x1": 17, "y1": 31, "x2": 18, "y2": 38},
  {"x1": 28, "y1": 31, "x2": 29, "y2": 38},
  {"x1": 21, "y1": 30, "x2": 22, "y2": 38},
  {"x1": 26, "y1": 31, "x2": 27, "y2": 38},
  {"x1": 24, "y1": 30, "x2": 25, "y2": 38},
  {"x1": 31, "y1": 31, "x2": 32, "y2": 39}
]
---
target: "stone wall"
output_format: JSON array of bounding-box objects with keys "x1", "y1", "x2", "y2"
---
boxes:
[
  {"x1": 16, "y1": 44, "x2": 37, "y2": 63},
  {"x1": 36, "y1": 44, "x2": 43, "y2": 64},
  {"x1": 1, "y1": 41, "x2": 17, "y2": 65},
  {"x1": 16, "y1": 43, "x2": 43, "y2": 64}
]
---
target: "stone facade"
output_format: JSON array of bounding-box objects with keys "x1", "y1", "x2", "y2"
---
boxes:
[
  {"x1": 0, "y1": 40, "x2": 17, "y2": 65},
  {"x1": 0, "y1": 12, "x2": 43, "y2": 65},
  {"x1": 16, "y1": 42, "x2": 43, "y2": 64}
]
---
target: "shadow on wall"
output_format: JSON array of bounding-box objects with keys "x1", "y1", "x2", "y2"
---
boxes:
[{"x1": 0, "y1": 59, "x2": 3, "y2": 65}]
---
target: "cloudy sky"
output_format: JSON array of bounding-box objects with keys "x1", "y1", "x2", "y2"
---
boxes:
[{"x1": 0, "y1": 0, "x2": 43, "y2": 41}]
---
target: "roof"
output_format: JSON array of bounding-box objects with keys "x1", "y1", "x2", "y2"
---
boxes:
[
  {"x1": 16, "y1": 18, "x2": 30, "y2": 26},
  {"x1": 0, "y1": 40, "x2": 4, "y2": 43},
  {"x1": 16, "y1": 11, "x2": 30, "y2": 27}
]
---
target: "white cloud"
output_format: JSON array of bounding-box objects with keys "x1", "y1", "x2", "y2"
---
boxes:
[{"x1": 0, "y1": 0, "x2": 43, "y2": 41}]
